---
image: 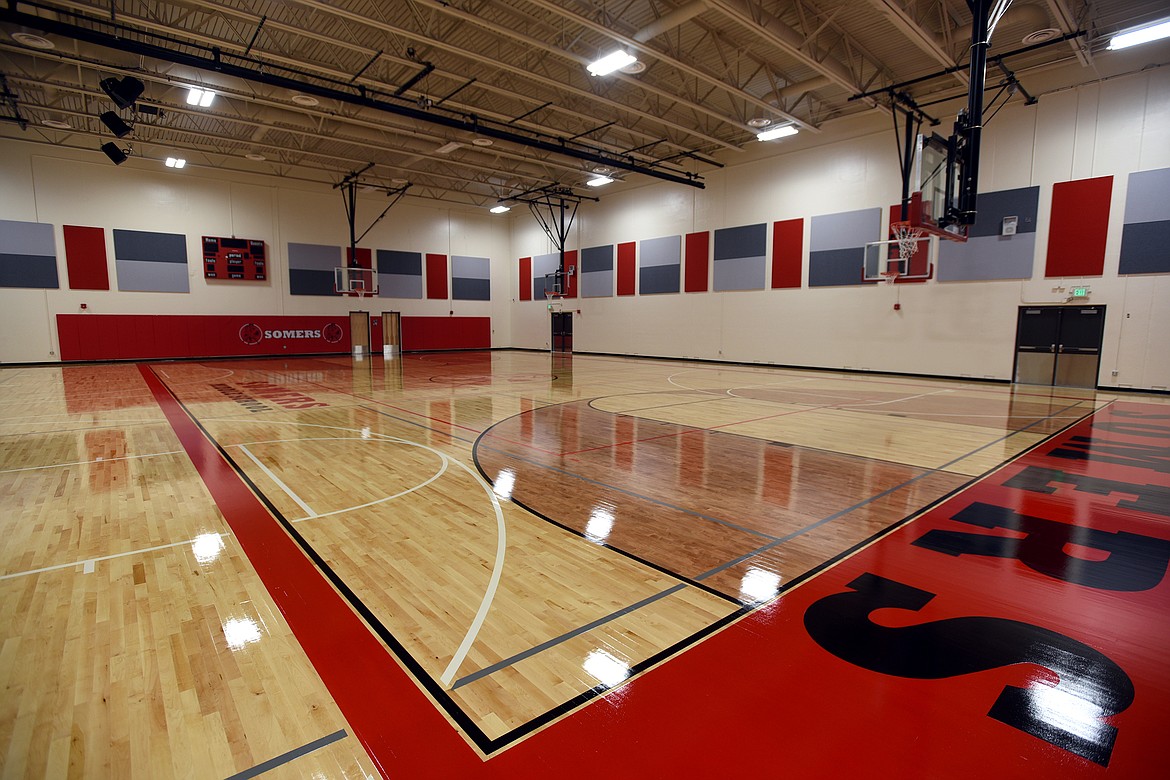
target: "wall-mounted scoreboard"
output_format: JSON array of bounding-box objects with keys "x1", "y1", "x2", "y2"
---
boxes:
[{"x1": 203, "y1": 236, "x2": 266, "y2": 280}]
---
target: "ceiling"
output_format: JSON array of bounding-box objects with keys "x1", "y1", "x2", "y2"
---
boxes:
[{"x1": 1, "y1": 1, "x2": 1167, "y2": 207}]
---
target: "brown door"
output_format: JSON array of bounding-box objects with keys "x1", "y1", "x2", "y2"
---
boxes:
[{"x1": 349, "y1": 311, "x2": 370, "y2": 354}]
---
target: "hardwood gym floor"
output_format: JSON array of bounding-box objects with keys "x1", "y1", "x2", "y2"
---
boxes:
[{"x1": 2, "y1": 351, "x2": 1167, "y2": 778}]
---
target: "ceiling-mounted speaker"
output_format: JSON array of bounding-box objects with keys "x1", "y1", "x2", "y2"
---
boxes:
[
  {"x1": 99, "y1": 76, "x2": 145, "y2": 109},
  {"x1": 100, "y1": 111, "x2": 132, "y2": 138},
  {"x1": 101, "y1": 142, "x2": 128, "y2": 165}
]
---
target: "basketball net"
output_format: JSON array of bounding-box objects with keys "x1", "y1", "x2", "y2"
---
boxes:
[{"x1": 886, "y1": 221, "x2": 925, "y2": 284}]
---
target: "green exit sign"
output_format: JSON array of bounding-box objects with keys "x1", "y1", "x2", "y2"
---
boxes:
[{"x1": 1071, "y1": 286, "x2": 1089, "y2": 297}]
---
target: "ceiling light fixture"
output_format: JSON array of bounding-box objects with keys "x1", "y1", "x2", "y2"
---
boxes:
[
  {"x1": 586, "y1": 175, "x2": 614, "y2": 187},
  {"x1": 1108, "y1": 18, "x2": 1170, "y2": 50},
  {"x1": 490, "y1": 203, "x2": 511, "y2": 214},
  {"x1": 757, "y1": 124, "x2": 799, "y2": 141},
  {"x1": 165, "y1": 157, "x2": 186, "y2": 168},
  {"x1": 587, "y1": 50, "x2": 637, "y2": 77},
  {"x1": 435, "y1": 141, "x2": 463, "y2": 154},
  {"x1": 186, "y1": 87, "x2": 215, "y2": 107}
]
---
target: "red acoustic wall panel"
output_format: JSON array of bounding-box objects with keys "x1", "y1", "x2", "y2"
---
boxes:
[
  {"x1": 426, "y1": 253, "x2": 448, "y2": 299},
  {"x1": 684, "y1": 231, "x2": 709, "y2": 293},
  {"x1": 563, "y1": 250, "x2": 579, "y2": 298},
  {"x1": 400, "y1": 316, "x2": 491, "y2": 350},
  {"x1": 771, "y1": 219, "x2": 803, "y2": 289},
  {"x1": 56, "y1": 314, "x2": 350, "y2": 361},
  {"x1": 346, "y1": 247, "x2": 373, "y2": 269},
  {"x1": 1046, "y1": 176, "x2": 1112, "y2": 278},
  {"x1": 617, "y1": 241, "x2": 636, "y2": 296},
  {"x1": 63, "y1": 225, "x2": 110, "y2": 290},
  {"x1": 519, "y1": 257, "x2": 532, "y2": 301}
]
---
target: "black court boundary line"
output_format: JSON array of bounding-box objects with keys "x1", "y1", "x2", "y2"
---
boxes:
[
  {"x1": 467, "y1": 397, "x2": 1099, "y2": 685},
  {"x1": 224, "y1": 729, "x2": 347, "y2": 780},
  {"x1": 149, "y1": 364, "x2": 732, "y2": 757},
  {"x1": 152, "y1": 363, "x2": 1102, "y2": 758}
]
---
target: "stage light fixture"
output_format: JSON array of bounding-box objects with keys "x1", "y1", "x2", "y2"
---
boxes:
[
  {"x1": 99, "y1": 76, "x2": 144, "y2": 109},
  {"x1": 99, "y1": 111, "x2": 133, "y2": 138},
  {"x1": 101, "y1": 142, "x2": 129, "y2": 165}
]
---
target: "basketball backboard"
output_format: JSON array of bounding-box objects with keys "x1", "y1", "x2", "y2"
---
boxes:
[
  {"x1": 912, "y1": 133, "x2": 968, "y2": 242},
  {"x1": 334, "y1": 266, "x2": 378, "y2": 296}
]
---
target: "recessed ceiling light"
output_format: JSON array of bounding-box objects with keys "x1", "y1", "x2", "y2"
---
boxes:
[
  {"x1": 11, "y1": 32, "x2": 54, "y2": 49},
  {"x1": 747, "y1": 117, "x2": 772, "y2": 128},
  {"x1": 186, "y1": 87, "x2": 215, "y2": 107},
  {"x1": 291, "y1": 94, "x2": 320, "y2": 106},
  {"x1": 41, "y1": 119, "x2": 72, "y2": 130},
  {"x1": 244, "y1": 152, "x2": 266, "y2": 161},
  {"x1": 165, "y1": 157, "x2": 186, "y2": 168},
  {"x1": 472, "y1": 137, "x2": 493, "y2": 147}
]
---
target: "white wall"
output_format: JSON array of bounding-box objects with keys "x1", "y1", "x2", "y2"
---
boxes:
[
  {"x1": 0, "y1": 142, "x2": 514, "y2": 362},
  {"x1": 2, "y1": 66, "x2": 1167, "y2": 390},
  {"x1": 510, "y1": 66, "x2": 1170, "y2": 391}
]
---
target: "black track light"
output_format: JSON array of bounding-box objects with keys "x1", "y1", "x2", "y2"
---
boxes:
[
  {"x1": 99, "y1": 76, "x2": 145, "y2": 109},
  {"x1": 101, "y1": 142, "x2": 129, "y2": 165},
  {"x1": 99, "y1": 111, "x2": 133, "y2": 138}
]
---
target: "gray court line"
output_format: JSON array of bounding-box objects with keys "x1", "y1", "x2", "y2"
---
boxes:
[
  {"x1": 455, "y1": 398, "x2": 1092, "y2": 687},
  {"x1": 223, "y1": 729, "x2": 348, "y2": 780},
  {"x1": 359, "y1": 404, "x2": 479, "y2": 444},
  {"x1": 691, "y1": 397, "x2": 1092, "y2": 582},
  {"x1": 453, "y1": 583, "x2": 688, "y2": 690}
]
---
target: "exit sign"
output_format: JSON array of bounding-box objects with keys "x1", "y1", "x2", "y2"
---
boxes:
[{"x1": 1071, "y1": 286, "x2": 1089, "y2": 297}]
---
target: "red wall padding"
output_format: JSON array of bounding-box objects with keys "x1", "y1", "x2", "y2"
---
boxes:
[
  {"x1": 63, "y1": 225, "x2": 110, "y2": 290},
  {"x1": 519, "y1": 257, "x2": 532, "y2": 301},
  {"x1": 563, "y1": 250, "x2": 579, "y2": 298},
  {"x1": 346, "y1": 247, "x2": 373, "y2": 269},
  {"x1": 684, "y1": 231, "x2": 709, "y2": 293},
  {"x1": 400, "y1": 316, "x2": 491, "y2": 351},
  {"x1": 617, "y1": 241, "x2": 636, "y2": 296},
  {"x1": 56, "y1": 314, "x2": 351, "y2": 361},
  {"x1": 771, "y1": 219, "x2": 802, "y2": 289},
  {"x1": 1046, "y1": 176, "x2": 1112, "y2": 278},
  {"x1": 426, "y1": 253, "x2": 448, "y2": 299}
]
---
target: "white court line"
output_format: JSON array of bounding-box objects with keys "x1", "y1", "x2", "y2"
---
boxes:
[
  {"x1": 836, "y1": 388, "x2": 955, "y2": 408},
  {"x1": 0, "y1": 449, "x2": 184, "y2": 474},
  {"x1": 238, "y1": 444, "x2": 318, "y2": 519},
  {"x1": 0, "y1": 533, "x2": 231, "y2": 580},
  {"x1": 214, "y1": 417, "x2": 508, "y2": 690}
]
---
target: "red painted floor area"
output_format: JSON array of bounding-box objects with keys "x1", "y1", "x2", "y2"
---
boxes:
[{"x1": 145, "y1": 361, "x2": 1169, "y2": 779}]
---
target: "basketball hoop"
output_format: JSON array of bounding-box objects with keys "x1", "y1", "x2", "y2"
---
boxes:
[
  {"x1": 879, "y1": 270, "x2": 901, "y2": 285},
  {"x1": 890, "y1": 221, "x2": 925, "y2": 262}
]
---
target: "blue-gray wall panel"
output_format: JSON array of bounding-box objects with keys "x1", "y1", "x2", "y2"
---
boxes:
[
  {"x1": 452, "y1": 277, "x2": 491, "y2": 300},
  {"x1": 452, "y1": 255, "x2": 490, "y2": 280},
  {"x1": 581, "y1": 245, "x2": 614, "y2": 273},
  {"x1": 713, "y1": 223, "x2": 766, "y2": 260},
  {"x1": 289, "y1": 268, "x2": 337, "y2": 296},
  {"x1": 809, "y1": 209, "x2": 881, "y2": 252},
  {"x1": 113, "y1": 229, "x2": 186, "y2": 263},
  {"x1": 713, "y1": 254, "x2": 766, "y2": 291},
  {"x1": 0, "y1": 220, "x2": 56, "y2": 256},
  {"x1": 580, "y1": 269, "x2": 613, "y2": 298},
  {"x1": 937, "y1": 234, "x2": 1035, "y2": 280},
  {"x1": 640, "y1": 235, "x2": 681, "y2": 268},
  {"x1": 965, "y1": 186, "x2": 1039, "y2": 238},
  {"x1": 377, "y1": 249, "x2": 422, "y2": 275},
  {"x1": 639, "y1": 263, "x2": 680, "y2": 294},
  {"x1": 809, "y1": 248, "x2": 867, "y2": 287},
  {"x1": 378, "y1": 273, "x2": 423, "y2": 298},
  {"x1": 1118, "y1": 220, "x2": 1170, "y2": 275},
  {"x1": 288, "y1": 242, "x2": 341, "y2": 272},
  {"x1": 532, "y1": 253, "x2": 560, "y2": 298},
  {"x1": 1123, "y1": 167, "x2": 1170, "y2": 225},
  {"x1": 115, "y1": 258, "x2": 189, "y2": 292},
  {"x1": 0, "y1": 254, "x2": 60, "y2": 288}
]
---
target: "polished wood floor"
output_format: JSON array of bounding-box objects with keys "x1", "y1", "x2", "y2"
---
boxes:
[{"x1": 1, "y1": 351, "x2": 1167, "y2": 778}]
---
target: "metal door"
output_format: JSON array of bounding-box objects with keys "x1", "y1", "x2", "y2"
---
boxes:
[
  {"x1": 1013, "y1": 306, "x2": 1104, "y2": 388},
  {"x1": 551, "y1": 312, "x2": 572, "y2": 353}
]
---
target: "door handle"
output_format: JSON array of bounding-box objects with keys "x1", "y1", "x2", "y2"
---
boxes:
[{"x1": 1051, "y1": 344, "x2": 1056, "y2": 352}]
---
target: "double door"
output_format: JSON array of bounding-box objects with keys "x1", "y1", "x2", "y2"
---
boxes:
[
  {"x1": 1013, "y1": 305, "x2": 1105, "y2": 388},
  {"x1": 551, "y1": 311, "x2": 572, "y2": 353}
]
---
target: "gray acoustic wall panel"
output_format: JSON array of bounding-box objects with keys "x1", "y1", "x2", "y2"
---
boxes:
[
  {"x1": 713, "y1": 223, "x2": 766, "y2": 291},
  {"x1": 0, "y1": 219, "x2": 58, "y2": 289},
  {"x1": 937, "y1": 187, "x2": 1038, "y2": 281},
  {"x1": 288, "y1": 242, "x2": 340, "y2": 296},
  {"x1": 377, "y1": 249, "x2": 422, "y2": 298},
  {"x1": 452, "y1": 255, "x2": 491, "y2": 300},
  {"x1": 1119, "y1": 167, "x2": 1170, "y2": 275},
  {"x1": 639, "y1": 235, "x2": 681, "y2": 295},
  {"x1": 580, "y1": 244, "x2": 614, "y2": 298},
  {"x1": 532, "y1": 252, "x2": 560, "y2": 298},
  {"x1": 113, "y1": 228, "x2": 188, "y2": 292},
  {"x1": 809, "y1": 209, "x2": 880, "y2": 287}
]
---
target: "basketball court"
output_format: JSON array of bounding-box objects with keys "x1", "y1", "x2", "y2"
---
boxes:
[{"x1": 3, "y1": 351, "x2": 1168, "y2": 777}]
